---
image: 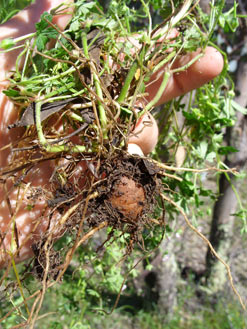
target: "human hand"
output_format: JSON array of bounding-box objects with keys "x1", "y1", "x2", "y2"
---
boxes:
[
  {"x1": 0, "y1": 0, "x2": 224, "y2": 267},
  {"x1": 0, "y1": 0, "x2": 75, "y2": 267}
]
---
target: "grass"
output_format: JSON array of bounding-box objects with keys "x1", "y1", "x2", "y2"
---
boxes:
[{"x1": 13, "y1": 283, "x2": 246, "y2": 329}]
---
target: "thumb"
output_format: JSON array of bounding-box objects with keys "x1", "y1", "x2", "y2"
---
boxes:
[
  {"x1": 128, "y1": 113, "x2": 159, "y2": 155},
  {"x1": 0, "y1": 0, "x2": 73, "y2": 80}
]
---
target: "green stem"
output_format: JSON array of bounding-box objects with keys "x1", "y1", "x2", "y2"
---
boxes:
[
  {"x1": 140, "y1": 53, "x2": 204, "y2": 115},
  {"x1": 82, "y1": 32, "x2": 89, "y2": 58},
  {"x1": 140, "y1": 71, "x2": 171, "y2": 115},
  {"x1": 69, "y1": 112, "x2": 84, "y2": 122},
  {"x1": 0, "y1": 33, "x2": 35, "y2": 53},
  {"x1": 117, "y1": 41, "x2": 149, "y2": 105},
  {"x1": 82, "y1": 32, "x2": 107, "y2": 137},
  {"x1": 11, "y1": 258, "x2": 30, "y2": 316},
  {"x1": 43, "y1": 81, "x2": 75, "y2": 100},
  {"x1": 0, "y1": 44, "x2": 24, "y2": 54},
  {"x1": 94, "y1": 72, "x2": 107, "y2": 136},
  {"x1": 35, "y1": 101, "x2": 47, "y2": 146},
  {"x1": 35, "y1": 101, "x2": 87, "y2": 153},
  {"x1": 21, "y1": 41, "x2": 31, "y2": 81},
  {"x1": 15, "y1": 32, "x2": 36, "y2": 44},
  {"x1": 171, "y1": 53, "x2": 204, "y2": 74},
  {"x1": 224, "y1": 171, "x2": 247, "y2": 231},
  {"x1": 44, "y1": 87, "x2": 87, "y2": 102},
  {"x1": 140, "y1": 0, "x2": 152, "y2": 38},
  {"x1": 16, "y1": 65, "x2": 76, "y2": 86},
  {"x1": 152, "y1": 50, "x2": 176, "y2": 74},
  {"x1": 15, "y1": 47, "x2": 28, "y2": 78},
  {"x1": 117, "y1": 61, "x2": 138, "y2": 103},
  {"x1": 125, "y1": 15, "x2": 131, "y2": 34}
]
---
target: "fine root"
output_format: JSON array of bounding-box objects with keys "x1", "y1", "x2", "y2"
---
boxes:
[{"x1": 161, "y1": 193, "x2": 246, "y2": 311}]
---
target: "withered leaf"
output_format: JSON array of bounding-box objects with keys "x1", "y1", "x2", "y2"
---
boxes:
[
  {"x1": 87, "y1": 28, "x2": 105, "y2": 67},
  {"x1": 143, "y1": 159, "x2": 160, "y2": 175},
  {"x1": 9, "y1": 97, "x2": 80, "y2": 128},
  {"x1": 101, "y1": 73, "x2": 114, "y2": 88}
]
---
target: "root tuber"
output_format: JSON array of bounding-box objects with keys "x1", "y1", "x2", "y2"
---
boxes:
[{"x1": 109, "y1": 176, "x2": 145, "y2": 220}]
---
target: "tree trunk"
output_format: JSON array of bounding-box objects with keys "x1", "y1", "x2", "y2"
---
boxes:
[
  {"x1": 155, "y1": 240, "x2": 178, "y2": 316},
  {"x1": 205, "y1": 37, "x2": 247, "y2": 291}
]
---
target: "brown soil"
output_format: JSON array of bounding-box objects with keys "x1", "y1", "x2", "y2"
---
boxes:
[
  {"x1": 87, "y1": 153, "x2": 161, "y2": 228},
  {"x1": 29, "y1": 153, "x2": 162, "y2": 281}
]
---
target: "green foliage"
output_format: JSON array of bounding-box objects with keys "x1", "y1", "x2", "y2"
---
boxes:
[
  {"x1": 7, "y1": 271, "x2": 244, "y2": 329},
  {"x1": 0, "y1": 0, "x2": 34, "y2": 23},
  {"x1": 219, "y1": 1, "x2": 239, "y2": 33},
  {"x1": 35, "y1": 12, "x2": 59, "y2": 51}
]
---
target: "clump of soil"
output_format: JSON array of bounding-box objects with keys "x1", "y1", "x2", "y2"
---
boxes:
[
  {"x1": 87, "y1": 153, "x2": 161, "y2": 232},
  {"x1": 109, "y1": 175, "x2": 145, "y2": 220},
  {"x1": 28, "y1": 152, "x2": 162, "y2": 280}
]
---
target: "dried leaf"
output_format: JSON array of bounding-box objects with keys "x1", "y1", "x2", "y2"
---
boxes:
[
  {"x1": 175, "y1": 145, "x2": 186, "y2": 168},
  {"x1": 143, "y1": 159, "x2": 160, "y2": 175},
  {"x1": 87, "y1": 28, "x2": 105, "y2": 67},
  {"x1": 9, "y1": 97, "x2": 80, "y2": 128}
]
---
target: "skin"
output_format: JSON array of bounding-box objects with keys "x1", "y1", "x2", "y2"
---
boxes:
[{"x1": 0, "y1": 0, "x2": 224, "y2": 266}]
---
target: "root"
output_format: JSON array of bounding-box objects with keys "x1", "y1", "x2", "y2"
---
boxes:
[
  {"x1": 160, "y1": 193, "x2": 246, "y2": 311},
  {"x1": 151, "y1": 158, "x2": 238, "y2": 175},
  {"x1": 0, "y1": 221, "x2": 108, "y2": 328},
  {"x1": 96, "y1": 221, "x2": 166, "y2": 315}
]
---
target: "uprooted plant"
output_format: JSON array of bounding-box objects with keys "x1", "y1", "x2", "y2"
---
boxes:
[{"x1": 0, "y1": 0, "x2": 246, "y2": 327}]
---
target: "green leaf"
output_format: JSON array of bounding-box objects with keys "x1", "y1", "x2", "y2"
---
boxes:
[
  {"x1": 218, "y1": 146, "x2": 238, "y2": 155},
  {"x1": 2, "y1": 89, "x2": 20, "y2": 97},
  {"x1": 146, "y1": 264, "x2": 153, "y2": 271},
  {"x1": 35, "y1": 12, "x2": 53, "y2": 33},
  {"x1": 206, "y1": 152, "x2": 216, "y2": 162},
  {"x1": 86, "y1": 289, "x2": 100, "y2": 298},
  {"x1": 69, "y1": 20, "x2": 81, "y2": 32},
  {"x1": 36, "y1": 35, "x2": 48, "y2": 51},
  {"x1": 35, "y1": 12, "x2": 58, "y2": 51},
  {"x1": 231, "y1": 99, "x2": 247, "y2": 115},
  {"x1": 196, "y1": 141, "x2": 208, "y2": 159},
  {"x1": 0, "y1": 37, "x2": 15, "y2": 50}
]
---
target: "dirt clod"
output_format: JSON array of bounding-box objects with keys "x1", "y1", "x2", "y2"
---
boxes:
[
  {"x1": 87, "y1": 153, "x2": 161, "y2": 232},
  {"x1": 109, "y1": 176, "x2": 145, "y2": 220}
]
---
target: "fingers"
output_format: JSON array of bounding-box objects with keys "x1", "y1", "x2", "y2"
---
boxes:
[
  {"x1": 129, "y1": 47, "x2": 223, "y2": 155},
  {"x1": 0, "y1": 162, "x2": 55, "y2": 267},
  {"x1": 145, "y1": 46, "x2": 224, "y2": 105},
  {"x1": 0, "y1": 0, "x2": 73, "y2": 163},
  {"x1": 0, "y1": 0, "x2": 74, "y2": 266},
  {"x1": 0, "y1": 0, "x2": 73, "y2": 81},
  {"x1": 128, "y1": 113, "x2": 159, "y2": 155},
  {"x1": 0, "y1": 159, "x2": 87, "y2": 268}
]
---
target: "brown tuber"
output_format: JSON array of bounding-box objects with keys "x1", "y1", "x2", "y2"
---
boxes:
[
  {"x1": 109, "y1": 176, "x2": 145, "y2": 220},
  {"x1": 87, "y1": 155, "x2": 159, "y2": 230}
]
